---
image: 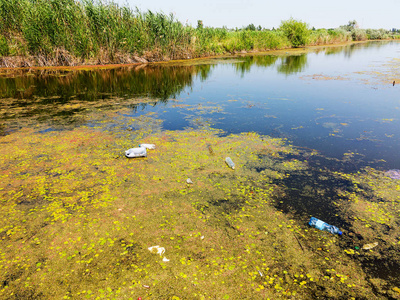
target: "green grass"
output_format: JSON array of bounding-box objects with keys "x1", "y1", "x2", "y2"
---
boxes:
[{"x1": 0, "y1": 0, "x2": 399, "y2": 66}]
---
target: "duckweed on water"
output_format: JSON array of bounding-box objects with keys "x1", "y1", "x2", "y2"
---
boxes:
[{"x1": 0, "y1": 108, "x2": 399, "y2": 299}]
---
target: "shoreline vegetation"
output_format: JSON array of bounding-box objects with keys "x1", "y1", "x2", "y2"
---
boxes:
[{"x1": 1, "y1": 0, "x2": 400, "y2": 68}]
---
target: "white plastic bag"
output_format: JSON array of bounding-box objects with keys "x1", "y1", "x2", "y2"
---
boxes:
[
  {"x1": 125, "y1": 147, "x2": 147, "y2": 158},
  {"x1": 139, "y1": 144, "x2": 156, "y2": 150},
  {"x1": 148, "y1": 245, "x2": 169, "y2": 262}
]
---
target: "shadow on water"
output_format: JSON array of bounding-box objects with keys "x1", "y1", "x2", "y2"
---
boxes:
[
  {"x1": 252, "y1": 153, "x2": 355, "y2": 229},
  {"x1": 258, "y1": 151, "x2": 400, "y2": 295}
]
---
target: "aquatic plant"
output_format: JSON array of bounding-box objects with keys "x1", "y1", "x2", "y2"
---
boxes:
[
  {"x1": 1, "y1": 0, "x2": 398, "y2": 67},
  {"x1": 1, "y1": 93, "x2": 399, "y2": 298}
]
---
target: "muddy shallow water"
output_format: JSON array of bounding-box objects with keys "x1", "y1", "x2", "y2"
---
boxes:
[{"x1": 1, "y1": 41, "x2": 400, "y2": 299}]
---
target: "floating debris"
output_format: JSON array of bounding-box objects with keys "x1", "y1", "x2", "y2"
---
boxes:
[
  {"x1": 148, "y1": 245, "x2": 165, "y2": 256},
  {"x1": 139, "y1": 143, "x2": 156, "y2": 149},
  {"x1": 186, "y1": 178, "x2": 193, "y2": 184},
  {"x1": 385, "y1": 169, "x2": 400, "y2": 179},
  {"x1": 148, "y1": 245, "x2": 169, "y2": 262},
  {"x1": 225, "y1": 157, "x2": 235, "y2": 169},
  {"x1": 125, "y1": 147, "x2": 147, "y2": 158},
  {"x1": 362, "y1": 242, "x2": 378, "y2": 250},
  {"x1": 309, "y1": 217, "x2": 342, "y2": 235},
  {"x1": 207, "y1": 144, "x2": 214, "y2": 155}
]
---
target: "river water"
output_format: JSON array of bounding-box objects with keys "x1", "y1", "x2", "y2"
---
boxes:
[
  {"x1": 1, "y1": 41, "x2": 400, "y2": 298},
  {"x1": 2, "y1": 41, "x2": 399, "y2": 169}
]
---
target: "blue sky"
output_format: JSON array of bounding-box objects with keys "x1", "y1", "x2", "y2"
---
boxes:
[{"x1": 115, "y1": 0, "x2": 399, "y2": 30}]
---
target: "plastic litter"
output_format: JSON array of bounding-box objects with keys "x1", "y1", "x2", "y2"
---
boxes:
[
  {"x1": 362, "y1": 242, "x2": 378, "y2": 250},
  {"x1": 225, "y1": 157, "x2": 235, "y2": 169},
  {"x1": 309, "y1": 217, "x2": 342, "y2": 235},
  {"x1": 148, "y1": 245, "x2": 165, "y2": 256},
  {"x1": 207, "y1": 144, "x2": 214, "y2": 155},
  {"x1": 186, "y1": 178, "x2": 193, "y2": 184},
  {"x1": 139, "y1": 144, "x2": 156, "y2": 150},
  {"x1": 125, "y1": 147, "x2": 147, "y2": 158},
  {"x1": 385, "y1": 169, "x2": 400, "y2": 179},
  {"x1": 148, "y1": 245, "x2": 169, "y2": 262}
]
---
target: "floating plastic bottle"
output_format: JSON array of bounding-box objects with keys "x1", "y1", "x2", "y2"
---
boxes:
[
  {"x1": 139, "y1": 144, "x2": 156, "y2": 150},
  {"x1": 308, "y1": 217, "x2": 342, "y2": 235},
  {"x1": 225, "y1": 157, "x2": 235, "y2": 169},
  {"x1": 125, "y1": 147, "x2": 147, "y2": 158}
]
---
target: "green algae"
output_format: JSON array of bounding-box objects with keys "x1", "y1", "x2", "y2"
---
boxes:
[
  {"x1": 1, "y1": 45, "x2": 400, "y2": 298},
  {"x1": 1, "y1": 103, "x2": 399, "y2": 299}
]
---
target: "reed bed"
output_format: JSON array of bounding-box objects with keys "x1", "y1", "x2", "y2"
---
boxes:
[{"x1": 0, "y1": 0, "x2": 399, "y2": 67}]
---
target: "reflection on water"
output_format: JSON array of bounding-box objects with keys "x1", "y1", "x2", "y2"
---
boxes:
[
  {"x1": 0, "y1": 64, "x2": 211, "y2": 101},
  {"x1": 277, "y1": 54, "x2": 308, "y2": 75},
  {"x1": 0, "y1": 64, "x2": 212, "y2": 132},
  {"x1": 1, "y1": 41, "x2": 392, "y2": 101},
  {"x1": 234, "y1": 55, "x2": 279, "y2": 76},
  {"x1": 233, "y1": 54, "x2": 308, "y2": 76},
  {"x1": 1, "y1": 40, "x2": 399, "y2": 168}
]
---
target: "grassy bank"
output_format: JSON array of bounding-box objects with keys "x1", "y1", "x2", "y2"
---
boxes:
[{"x1": 0, "y1": 0, "x2": 399, "y2": 67}]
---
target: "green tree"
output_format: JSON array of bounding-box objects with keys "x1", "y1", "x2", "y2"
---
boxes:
[
  {"x1": 279, "y1": 18, "x2": 310, "y2": 47},
  {"x1": 340, "y1": 20, "x2": 358, "y2": 31},
  {"x1": 245, "y1": 23, "x2": 256, "y2": 31}
]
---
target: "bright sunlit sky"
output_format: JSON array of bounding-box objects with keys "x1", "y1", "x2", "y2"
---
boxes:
[{"x1": 115, "y1": 0, "x2": 400, "y2": 30}]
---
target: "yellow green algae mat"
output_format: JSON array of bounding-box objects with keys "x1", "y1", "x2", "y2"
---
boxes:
[{"x1": 1, "y1": 108, "x2": 400, "y2": 299}]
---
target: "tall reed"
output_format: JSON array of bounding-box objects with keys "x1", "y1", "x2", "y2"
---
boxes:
[
  {"x1": 309, "y1": 28, "x2": 352, "y2": 45},
  {"x1": 0, "y1": 0, "x2": 399, "y2": 67}
]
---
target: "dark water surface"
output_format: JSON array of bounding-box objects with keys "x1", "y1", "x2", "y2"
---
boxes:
[{"x1": 2, "y1": 41, "x2": 399, "y2": 170}]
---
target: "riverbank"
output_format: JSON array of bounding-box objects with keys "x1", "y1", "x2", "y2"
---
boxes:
[
  {"x1": 1, "y1": 40, "x2": 398, "y2": 74},
  {"x1": 0, "y1": 35, "x2": 341, "y2": 69},
  {"x1": 1, "y1": 0, "x2": 399, "y2": 69}
]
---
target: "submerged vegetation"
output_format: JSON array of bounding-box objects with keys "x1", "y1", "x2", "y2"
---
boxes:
[{"x1": 0, "y1": 0, "x2": 399, "y2": 67}]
